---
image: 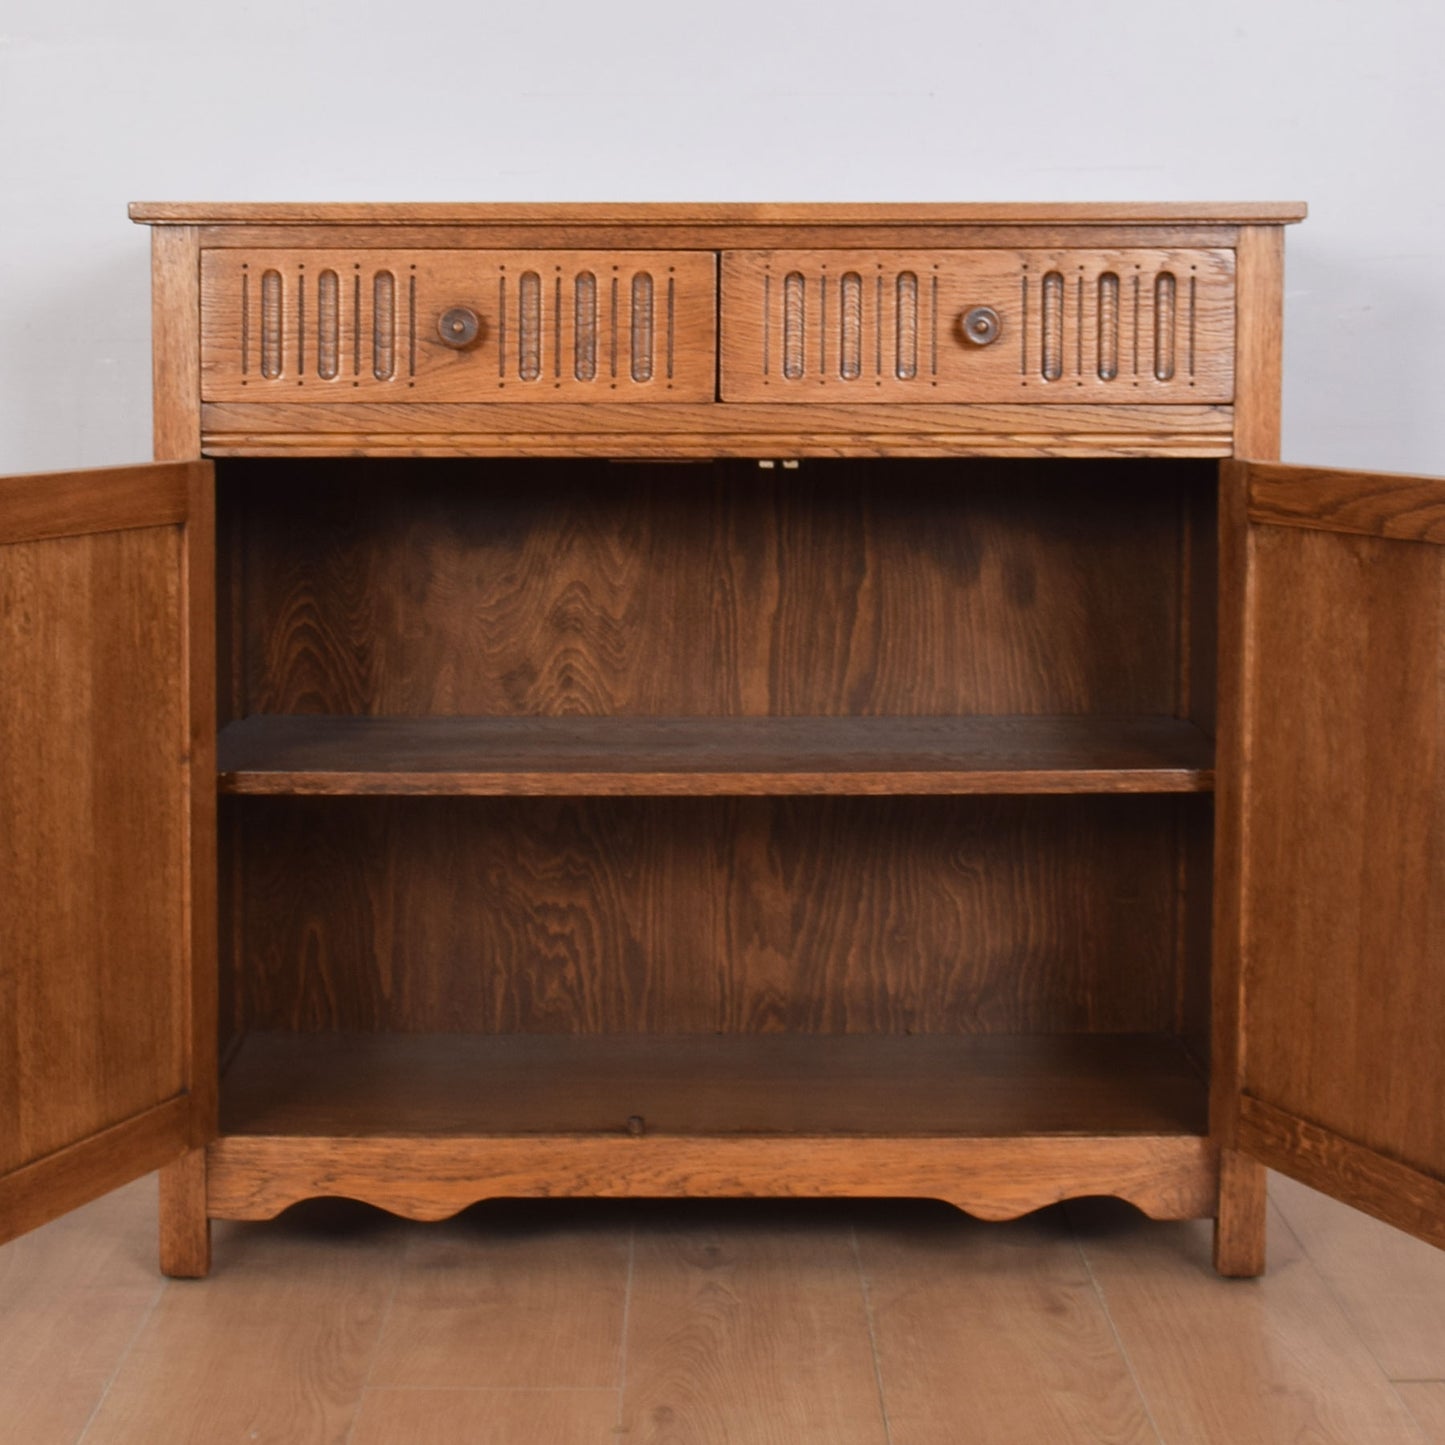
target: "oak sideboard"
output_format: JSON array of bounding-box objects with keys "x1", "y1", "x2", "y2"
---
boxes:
[{"x1": 4, "y1": 202, "x2": 1442, "y2": 1279}]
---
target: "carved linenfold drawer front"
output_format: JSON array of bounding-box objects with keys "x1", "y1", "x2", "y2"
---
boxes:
[
  {"x1": 199, "y1": 250, "x2": 718, "y2": 402},
  {"x1": 720, "y1": 250, "x2": 1235, "y2": 403}
]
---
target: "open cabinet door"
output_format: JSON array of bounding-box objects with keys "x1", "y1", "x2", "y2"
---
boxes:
[
  {"x1": 1227, "y1": 460, "x2": 1445, "y2": 1248},
  {"x1": 0, "y1": 462, "x2": 215, "y2": 1244}
]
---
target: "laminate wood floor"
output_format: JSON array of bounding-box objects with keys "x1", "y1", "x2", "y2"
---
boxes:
[{"x1": 1, "y1": 1174, "x2": 1440, "y2": 1444}]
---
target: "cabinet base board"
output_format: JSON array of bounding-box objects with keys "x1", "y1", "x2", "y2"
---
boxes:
[{"x1": 205, "y1": 1132, "x2": 1217, "y2": 1226}]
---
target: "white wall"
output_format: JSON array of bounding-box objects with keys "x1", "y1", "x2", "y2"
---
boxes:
[{"x1": 2, "y1": 0, "x2": 1441, "y2": 474}]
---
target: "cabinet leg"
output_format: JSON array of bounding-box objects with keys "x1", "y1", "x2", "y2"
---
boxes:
[
  {"x1": 159, "y1": 1150, "x2": 212, "y2": 1278},
  {"x1": 1213, "y1": 1148, "x2": 1267, "y2": 1277}
]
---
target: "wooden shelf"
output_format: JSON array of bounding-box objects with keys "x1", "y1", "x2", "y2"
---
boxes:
[
  {"x1": 216, "y1": 715, "x2": 1214, "y2": 797},
  {"x1": 218, "y1": 1031, "x2": 1207, "y2": 1139},
  {"x1": 207, "y1": 1032, "x2": 1215, "y2": 1226}
]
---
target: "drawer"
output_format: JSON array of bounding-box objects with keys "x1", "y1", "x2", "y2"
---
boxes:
[
  {"x1": 720, "y1": 249, "x2": 1235, "y2": 403},
  {"x1": 200, "y1": 250, "x2": 718, "y2": 403}
]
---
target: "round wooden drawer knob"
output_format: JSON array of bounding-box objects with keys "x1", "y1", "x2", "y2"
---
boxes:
[
  {"x1": 438, "y1": 306, "x2": 482, "y2": 349},
  {"x1": 960, "y1": 306, "x2": 1002, "y2": 346}
]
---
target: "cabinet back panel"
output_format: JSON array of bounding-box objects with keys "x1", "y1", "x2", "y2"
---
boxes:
[
  {"x1": 227, "y1": 794, "x2": 1190, "y2": 1036},
  {"x1": 220, "y1": 458, "x2": 1206, "y2": 720}
]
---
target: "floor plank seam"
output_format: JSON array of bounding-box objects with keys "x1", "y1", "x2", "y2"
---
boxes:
[
  {"x1": 1067, "y1": 1208, "x2": 1168, "y2": 1445},
  {"x1": 356, "y1": 1384, "x2": 636, "y2": 1393},
  {"x1": 850, "y1": 1222, "x2": 896, "y2": 1445},
  {"x1": 72, "y1": 1274, "x2": 168, "y2": 1445},
  {"x1": 1266, "y1": 1186, "x2": 1433, "y2": 1440},
  {"x1": 614, "y1": 1211, "x2": 637, "y2": 1433},
  {"x1": 339, "y1": 1229, "x2": 406, "y2": 1445}
]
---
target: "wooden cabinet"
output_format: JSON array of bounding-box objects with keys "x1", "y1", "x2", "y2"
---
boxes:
[{"x1": 3, "y1": 203, "x2": 1443, "y2": 1281}]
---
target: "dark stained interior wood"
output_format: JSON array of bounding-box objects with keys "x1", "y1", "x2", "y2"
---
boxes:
[
  {"x1": 218, "y1": 1031, "x2": 1208, "y2": 1139},
  {"x1": 216, "y1": 713, "x2": 1215, "y2": 796},
  {"x1": 223, "y1": 794, "x2": 1202, "y2": 1037},
  {"x1": 218, "y1": 457, "x2": 1213, "y2": 721}
]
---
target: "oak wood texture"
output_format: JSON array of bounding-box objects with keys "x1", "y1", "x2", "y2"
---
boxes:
[
  {"x1": 620, "y1": 1208, "x2": 889, "y2": 1444},
  {"x1": 206, "y1": 1134, "x2": 1216, "y2": 1226},
  {"x1": 1247, "y1": 459, "x2": 1445, "y2": 540},
  {"x1": 0, "y1": 462, "x2": 212, "y2": 1247},
  {"x1": 1229, "y1": 458, "x2": 1445, "y2": 1252},
  {"x1": 81, "y1": 1201, "x2": 403, "y2": 1444},
  {"x1": 218, "y1": 1032, "x2": 1208, "y2": 1138},
  {"x1": 131, "y1": 201, "x2": 1311, "y2": 223},
  {"x1": 721, "y1": 248, "x2": 1235, "y2": 403},
  {"x1": 158, "y1": 1151, "x2": 210, "y2": 1279},
  {"x1": 1207, "y1": 223, "x2": 1286, "y2": 1277},
  {"x1": 216, "y1": 713, "x2": 1215, "y2": 796},
  {"x1": 200, "y1": 249, "x2": 717, "y2": 403},
  {"x1": 201, "y1": 399, "x2": 1237, "y2": 457},
  {"x1": 856, "y1": 1204, "x2": 1158, "y2": 1444},
  {"x1": 349, "y1": 1391, "x2": 624, "y2": 1445},
  {"x1": 1400, "y1": 1387, "x2": 1445, "y2": 1445},
  {"x1": 225, "y1": 795, "x2": 1196, "y2": 1037},
  {"x1": 365, "y1": 1202, "x2": 631, "y2": 1389},
  {"x1": 15, "y1": 1184, "x2": 1441, "y2": 1445},
  {"x1": 1271, "y1": 1171, "x2": 1445, "y2": 1381},
  {"x1": 1072, "y1": 1198, "x2": 1431, "y2": 1444},
  {"x1": 221, "y1": 457, "x2": 1202, "y2": 719},
  {"x1": 1212, "y1": 1146, "x2": 1267, "y2": 1277},
  {"x1": 6, "y1": 202, "x2": 1357, "y2": 1277},
  {"x1": 151, "y1": 225, "x2": 201, "y2": 460},
  {"x1": 0, "y1": 1177, "x2": 161, "y2": 1445}
]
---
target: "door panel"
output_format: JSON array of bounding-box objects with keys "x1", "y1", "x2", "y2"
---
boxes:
[
  {"x1": 0, "y1": 461, "x2": 214, "y2": 1243},
  {"x1": 1230, "y1": 460, "x2": 1445, "y2": 1248}
]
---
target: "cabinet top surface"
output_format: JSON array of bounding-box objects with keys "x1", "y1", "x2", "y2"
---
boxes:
[{"x1": 128, "y1": 200, "x2": 1308, "y2": 226}]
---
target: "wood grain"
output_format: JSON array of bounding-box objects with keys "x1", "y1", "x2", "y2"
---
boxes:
[
  {"x1": 1236, "y1": 500, "x2": 1445, "y2": 1229},
  {"x1": 857, "y1": 1203, "x2": 1157, "y2": 1444},
  {"x1": 158, "y1": 1151, "x2": 210, "y2": 1279},
  {"x1": 0, "y1": 479, "x2": 203, "y2": 1224},
  {"x1": 1239, "y1": 1100, "x2": 1445, "y2": 1252},
  {"x1": 216, "y1": 713, "x2": 1215, "y2": 796},
  {"x1": 205, "y1": 1133, "x2": 1216, "y2": 1225},
  {"x1": 131, "y1": 201, "x2": 1309, "y2": 224},
  {"x1": 0, "y1": 1098, "x2": 187, "y2": 1252},
  {"x1": 1230, "y1": 225, "x2": 1286, "y2": 460},
  {"x1": 1248, "y1": 461, "x2": 1445, "y2": 541},
  {"x1": 82, "y1": 1204, "x2": 404, "y2": 1445},
  {"x1": 350, "y1": 1389, "x2": 623, "y2": 1445},
  {"x1": 0, "y1": 459, "x2": 193, "y2": 544},
  {"x1": 200, "y1": 249, "x2": 717, "y2": 404},
  {"x1": 723, "y1": 248, "x2": 1235, "y2": 404},
  {"x1": 0, "y1": 1177, "x2": 160, "y2": 1445},
  {"x1": 1212, "y1": 1146, "x2": 1266, "y2": 1277},
  {"x1": 620, "y1": 1206, "x2": 887, "y2": 1445},
  {"x1": 1271, "y1": 1171, "x2": 1445, "y2": 1380},
  {"x1": 217, "y1": 1032, "x2": 1208, "y2": 1138},
  {"x1": 201, "y1": 400, "x2": 1236, "y2": 458},
  {"x1": 1073, "y1": 1199, "x2": 1429, "y2": 1444},
  {"x1": 1399, "y1": 1385, "x2": 1445, "y2": 1445},
  {"x1": 225, "y1": 457, "x2": 1197, "y2": 720},
  {"x1": 227, "y1": 795, "x2": 1192, "y2": 1037},
  {"x1": 151, "y1": 224, "x2": 201, "y2": 460},
  {"x1": 366, "y1": 1202, "x2": 630, "y2": 1388}
]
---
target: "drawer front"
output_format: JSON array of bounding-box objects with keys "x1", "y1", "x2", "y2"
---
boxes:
[
  {"x1": 200, "y1": 250, "x2": 718, "y2": 403},
  {"x1": 720, "y1": 249, "x2": 1235, "y2": 403}
]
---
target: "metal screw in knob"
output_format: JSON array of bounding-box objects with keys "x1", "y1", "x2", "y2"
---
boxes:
[
  {"x1": 960, "y1": 306, "x2": 1001, "y2": 346},
  {"x1": 437, "y1": 306, "x2": 482, "y2": 349}
]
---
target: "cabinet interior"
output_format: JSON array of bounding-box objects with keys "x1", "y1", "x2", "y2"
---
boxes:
[{"x1": 213, "y1": 455, "x2": 1219, "y2": 1141}]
